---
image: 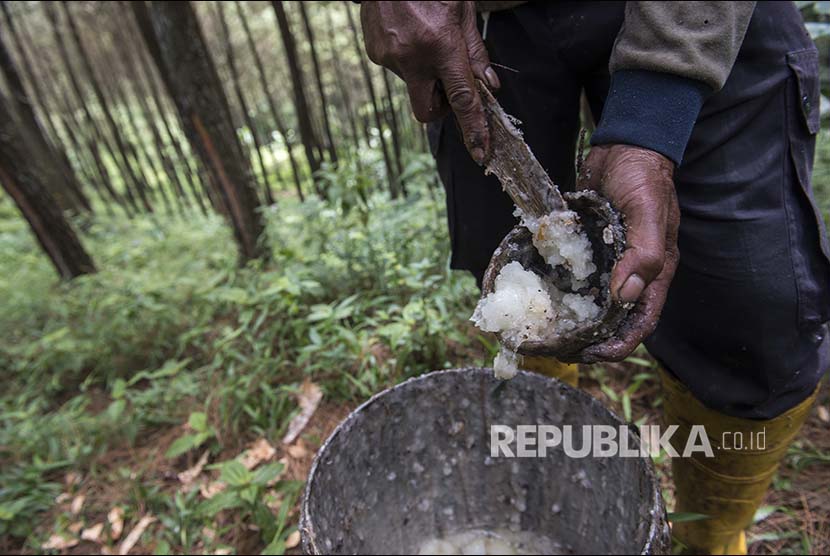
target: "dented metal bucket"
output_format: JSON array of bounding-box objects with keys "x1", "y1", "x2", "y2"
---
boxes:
[{"x1": 301, "y1": 368, "x2": 670, "y2": 555}]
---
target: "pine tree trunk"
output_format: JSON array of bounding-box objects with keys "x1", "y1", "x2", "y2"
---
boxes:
[
  {"x1": 145, "y1": 0, "x2": 269, "y2": 263},
  {"x1": 114, "y1": 11, "x2": 193, "y2": 215},
  {"x1": 0, "y1": 16, "x2": 90, "y2": 214},
  {"x1": 272, "y1": 1, "x2": 323, "y2": 195},
  {"x1": 381, "y1": 68, "x2": 406, "y2": 196},
  {"x1": 90, "y1": 29, "x2": 178, "y2": 215},
  {"x1": 216, "y1": 2, "x2": 275, "y2": 206},
  {"x1": 324, "y1": 6, "x2": 361, "y2": 168},
  {"x1": 298, "y1": 2, "x2": 337, "y2": 167},
  {"x1": 58, "y1": 2, "x2": 155, "y2": 213},
  {"x1": 235, "y1": 1, "x2": 305, "y2": 202},
  {"x1": 0, "y1": 97, "x2": 95, "y2": 279},
  {"x1": 10, "y1": 6, "x2": 117, "y2": 216},
  {"x1": 126, "y1": 1, "x2": 210, "y2": 215},
  {"x1": 44, "y1": 2, "x2": 143, "y2": 214},
  {"x1": 346, "y1": 5, "x2": 399, "y2": 197}
]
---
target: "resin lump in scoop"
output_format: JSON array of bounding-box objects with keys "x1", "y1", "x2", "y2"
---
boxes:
[
  {"x1": 472, "y1": 261, "x2": 555, "y2": 348},
  {"x1": 472, "y1": 261, "x2": 601, "y2": 380},
  {"x1": 518, "y1": 209, "x2": 597, "y2": 281}
]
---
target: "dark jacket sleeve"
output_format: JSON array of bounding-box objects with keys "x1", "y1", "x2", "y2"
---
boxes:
[{"x1": 591, "y1": 1, "x2": 756, "y2": 165}]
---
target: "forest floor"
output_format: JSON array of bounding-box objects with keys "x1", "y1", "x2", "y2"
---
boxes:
[{"x1": 1, "y1": 144, "x2": 829, "y2": 555}]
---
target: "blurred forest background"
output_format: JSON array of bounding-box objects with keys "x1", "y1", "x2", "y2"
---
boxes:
[{"x1": 0, "y1": 1, "x2": 828, "y2": 554}]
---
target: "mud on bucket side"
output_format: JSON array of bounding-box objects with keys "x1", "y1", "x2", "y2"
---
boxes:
[{"x1": 300, "y1": 368, "x2": 670, "y2": 555}]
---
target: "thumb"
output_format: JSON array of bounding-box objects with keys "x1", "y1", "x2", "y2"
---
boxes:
[{"x1": 610, "y1": 200, "x2": 668, "y2": 303}]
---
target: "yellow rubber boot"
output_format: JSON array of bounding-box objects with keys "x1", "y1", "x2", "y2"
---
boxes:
[
  {"x1": 521, "y1": 355, "x2": 579, "y2": 387},
  {"x1": 660, "y1": 369, "x2": 817, "y2": 555}
]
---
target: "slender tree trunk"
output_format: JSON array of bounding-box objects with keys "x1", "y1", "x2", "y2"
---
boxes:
[
  {"x1": 324, "y1": 6, "x2": 361, "y2": 170},
  {"x1": 127, "y1": 1, "x2": 210, "y2": 215},
  {"x1": 44, "y1": 2, "x2": 142, "y2": 213},
  {"x1": 145, "y1": 1, "x2": 269, "y2": 263},
  {"x1": 346, "y1": 5, "x2": 399, "y2": 197},
  {"x1": 92, "y1": 20, "x2": 184, "y2": 217},
  {"x1": 298, "y1": 2, "x2": 337, "y2": 167},
  {"x1": 272, "y1": 1, "x2": 323, "y2": 195},
  {"x1": 134, "y1": 1, "x2": 222, "y2": 216},
  {"x1": 0, "y1": 97, "x2": 95, "y2": 279},
  {"x1": 235, "y1": 1, "x2": 304, "y2": 202},
  {"x1": 11, "y1": 6, "x2": 116, "y2": 215},
  {"x1": 381, "y1": 67, "x2": 406, "y2": 196},
  {"x1": 216, "y1": 2, "x2": 275, "y2": 206},
  {"x1": 58, "y1": 2, "x2": 155, "y2": 213},
  {"x1": 49, "y1": 52, "x2": 128, "y2": 215},
  {"x1": 114, "y1": 14, "x2": 192, "y2": 215},
  {"x1": 91, "y1": 31, "x2": 179, "y2": 215},
  {"x1": 0, "y1": 3, "x2": 91, "y2": 214}
]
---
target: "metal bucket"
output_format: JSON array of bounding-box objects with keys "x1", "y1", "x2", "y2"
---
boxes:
[{"x1": 301, "y1": 368, "x2": 670, "y2": 554}]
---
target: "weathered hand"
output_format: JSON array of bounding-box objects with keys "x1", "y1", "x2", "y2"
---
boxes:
[
  {"x1": 577, "y1": 144, "x2": 680, "y2": 362},
  {"x1": 360, "y1": 1, "x2": 499, "y2": 164}
]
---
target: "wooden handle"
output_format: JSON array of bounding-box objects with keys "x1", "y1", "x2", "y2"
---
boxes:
[{"x1": 478, "y1": 81, "x2": 567, "y2": 217}]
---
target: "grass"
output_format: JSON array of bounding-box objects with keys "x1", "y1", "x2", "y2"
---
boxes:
[{"x1": 0, "y1": 137, "x2": 829, "y2": 554}]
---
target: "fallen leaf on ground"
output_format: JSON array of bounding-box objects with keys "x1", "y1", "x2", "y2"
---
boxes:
[
  {"x1": 70, "y1": 494, "x2": 86, "y2": 515},
  {"x1": 55, "y1": 492, "x2": 71, "y2": 504},
  {"x1": 202, "y1": 526, "x2": 217, "y2": 542},
  {"x1": 65, "y1": 471, "x2": 82, "y2": 487},
  {"x1": 818, "y1": 404, "x2": 829, "y2": 423},
  {"x1": 81, "y1": 522, "x2": 105, "y2": 543},
  {"x1": 286, "y1": 440, "x2": 310, "y2": 460},
  {"x1": 282, "y1": 381, "x2": 323, "y2": 445},
  {"x1": 68, "y1": 521, "x2": 84, "y2": 534},
  {"x1": 285, "y1": 530, "x2": 301, "y2": 549},
  {"x1": 42, "y1": 534, "x2": 79, "y2": 550},
  {"x1": 200, "y1": 480, "x2": 226, "y2": 499},
  {"x1": 108, "y1": 506, "x2": 125, "y2": 541},
  {"x1": 118, "y1": 514, "x2": 156, "y2": 555},
  {"x1": 239, "y1": 438, "x2": 276, "y2": 470},
  {"x1": 178, "y1": 450, "x2": 210, "y2": 485}
]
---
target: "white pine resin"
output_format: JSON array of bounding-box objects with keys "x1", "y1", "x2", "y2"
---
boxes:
[
  {"x1": 417, "y1": 529, "x2": 552, "y2": 555},
  {"x1": 518, "y1": 209, "x2": 596, "y2": 281},
  {"x1": 472, "y1": 262, "x2": 555, "y2": 348},
  {"x1": 493, "y1": 346, "x2": 521, "y2": 380},
  {"x1": 472, "y1": 209, "x2": 603, "y2": 380}
]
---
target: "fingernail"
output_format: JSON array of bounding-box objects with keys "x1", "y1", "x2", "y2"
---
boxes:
[
  {"x1": 484, "y1": 66, "x2": 501, "y2": 90},
  {"x1": 618, "y1": 274, "x2": 645, "y2": 303},
  {"x1": 471, "y1": 147, "x2": 485, "y2": 164}
]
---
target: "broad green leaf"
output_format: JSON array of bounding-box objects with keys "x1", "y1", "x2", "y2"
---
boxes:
[
  {"x1": 220, "y1": 460, "x2": 253, "y2": 487},
  {"x1": 188, "y1": 411, "x2": 208, "y2": 432},
  {"x1": 165, "y1": 434, "x2": 199, "y2": 459},
  {"x1": 252, "y1": 463, "x2": 285, "y2": 487}
]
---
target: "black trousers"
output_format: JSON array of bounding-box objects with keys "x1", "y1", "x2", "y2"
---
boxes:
[{"x1": 429, "y1": 1, "x2": 830, "y2": 419}]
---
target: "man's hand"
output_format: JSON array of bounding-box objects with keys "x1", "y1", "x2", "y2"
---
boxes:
[
  {"x1": 577, "y1": 145, "x2": 680, "y2": 362},
  {"x1": 360, "y1": 1, "x2": 499, "y2": 164}
]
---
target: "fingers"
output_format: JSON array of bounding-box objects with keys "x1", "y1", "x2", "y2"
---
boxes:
[
  {"x1": 579, "y1": 247, "x2": 679, "y2": 362},
  {"x1": 406, "y1": 78, "x2": 449, "y2": 123},
  {"x1": 460, "y1": 2, "x2": 500, "y2": 91},
  {"x1": 437, "y1": 48, "x2": 489, "y2": 164}
]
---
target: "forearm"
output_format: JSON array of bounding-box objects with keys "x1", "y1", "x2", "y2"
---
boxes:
[{"x1": 592, "y1": 1, "x2": 756, "y2": 165}]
